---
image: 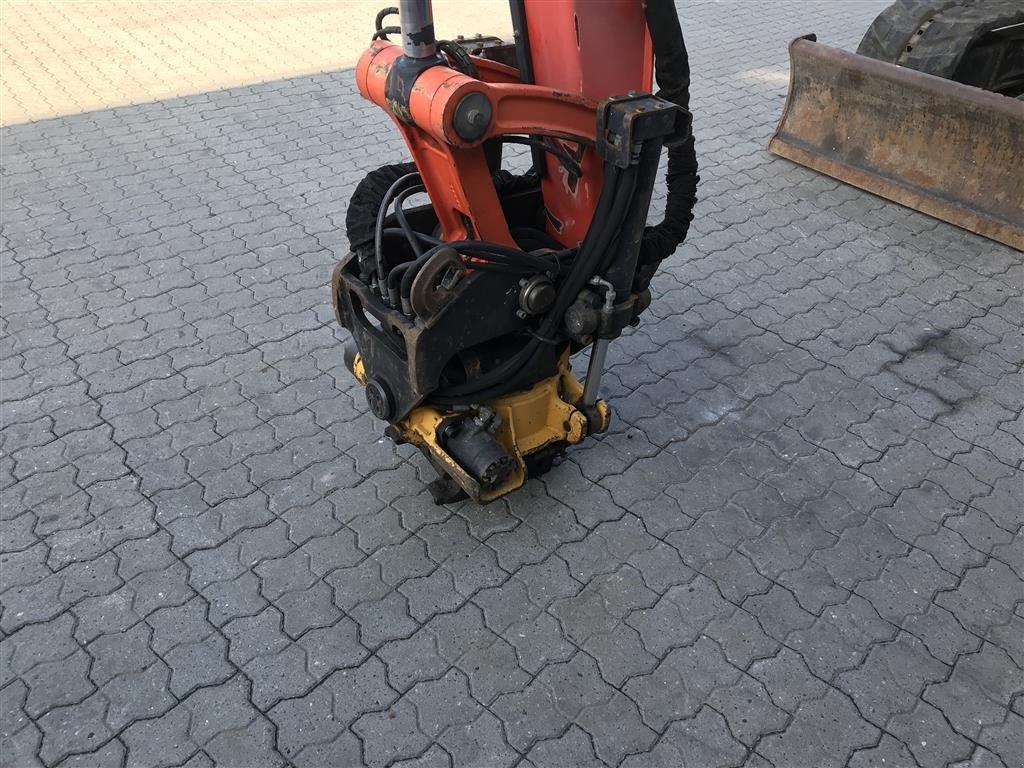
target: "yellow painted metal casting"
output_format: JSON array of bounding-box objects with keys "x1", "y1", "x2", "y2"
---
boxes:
[{"x1": 352, "y1": 351, "x2": 608, "y2": 501}]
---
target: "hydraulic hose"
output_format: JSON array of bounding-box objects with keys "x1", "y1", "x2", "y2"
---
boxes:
[
  {"x1": 433, "y1": 164, "x2": 636, "y2": 402},
  {"x1": 374, "y1": 172, "x2": 421, "y2": 296},
  {"x1": 394, "y1": 184, "x2": 427, "y2": 257},
  {"x1": 419, "y1": 0, "x2": 696, "y2": 402},
  {"x1": 636, "y1": 0, "x2": 699, "y2": 290}
]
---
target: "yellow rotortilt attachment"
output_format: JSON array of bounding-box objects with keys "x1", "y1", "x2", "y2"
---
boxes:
[{"x1": 351, "y1": 352, "x2": 609, "y2": 502}]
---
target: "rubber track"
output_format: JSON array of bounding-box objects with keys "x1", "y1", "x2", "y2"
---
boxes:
[
  {"x1": 345, "y1": 162, "x2": 419, "y2": 249},
  {"x1": 345, "y1": 163, "x2": 541, "y2": 251},
  {"x1": 856, "y1": 0, "x2": 972, "y2": 63},
  {"x1": 903, "y1": 0, "x2": 1024, "y2": 79}
]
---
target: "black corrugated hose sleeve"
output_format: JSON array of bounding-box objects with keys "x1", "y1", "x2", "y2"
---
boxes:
[{"x1": 636, "y1": 0, "x2": 699, "y2": 291}]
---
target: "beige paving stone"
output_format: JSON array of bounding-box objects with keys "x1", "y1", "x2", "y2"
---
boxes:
[{"x1": 0, "y1": 0, "x2": 511, "y2": 125}]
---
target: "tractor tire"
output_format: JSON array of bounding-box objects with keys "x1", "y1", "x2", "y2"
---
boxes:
[
  {"x1": 856, "y1": 0, "x2": 972, "y2": 63},
  {"x1": 903, "y1": 0, "x2": 1024, "y2": 91}
]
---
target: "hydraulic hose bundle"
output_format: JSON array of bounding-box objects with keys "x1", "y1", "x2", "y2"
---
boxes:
[{"x1": 636, "y1": 0, "x2": 700, "y2": 291}]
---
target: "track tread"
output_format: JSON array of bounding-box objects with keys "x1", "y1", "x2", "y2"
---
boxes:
[
  {"x1": 903, "y1": 0, "x2": 1024, "y2": 79},
  {"x1": 856, "y1": 0, "x2": 972, "y2": 63}
]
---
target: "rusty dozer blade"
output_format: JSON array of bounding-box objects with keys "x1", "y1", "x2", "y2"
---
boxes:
[{"x1": 770, "y1": 36, "x2": 1024, "y2": 251}]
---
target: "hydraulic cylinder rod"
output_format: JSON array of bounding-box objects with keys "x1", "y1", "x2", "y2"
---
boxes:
[{"x1": 399, "y1": 0, "x2": 437, "y2": 58}]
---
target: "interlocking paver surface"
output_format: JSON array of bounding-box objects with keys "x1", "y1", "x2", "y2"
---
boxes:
[
  {"x1": 2, "y1": 1, "x2": 1022, "y2": 766},
  {"x1": 0, "y1": 1, "x2": 511, "y2": 126}
]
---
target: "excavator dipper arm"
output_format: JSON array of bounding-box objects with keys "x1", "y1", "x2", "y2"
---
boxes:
[{"x1": 333, "y1": 0, "x2": 698, "y2": 502}]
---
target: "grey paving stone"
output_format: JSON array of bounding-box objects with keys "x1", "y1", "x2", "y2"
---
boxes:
[
  {"x1": 576, "y1": 690, "x2": 658, "y2": 765},
  {"x1": 349, "y1": 591, "x2": 418, "y2": 648},
  {"x1": 976, "y1": 711, "x2": 1024, "y2": 767},
  {"x1": 203, "y1": 717, "x2": 284, "y2": 768},
  {"x1": 624, "y1": 636, "x2": 741, "y2": 731},
  {"x1": 515, "y1": 555, "x2": 582, "y2": 608},
  {"x1": 405, "y1": 669, "x2": 482, "y2": 739},
  {"x1": 292, "y1": 731, "x2": 363, "y2": 768},
  {"x1": 0, "y1": 544, "x2": 49, "y2": 598},
  {"x1": 536, "y1": 653, "x2": 613, "y2": 724},
  {"x1": 437, "y1": 710, "x2": 515, "y2": 768},
  {"x1": 204, "y1": 571, "x2": 268, "y2": 626},
  {"x1": 491, "y1": 676, "x2": 571, "y2": 753},
  {"x1": 102, "y1": 661, "x2": 176, "y2": 731},
  {"x1": 298, "y1": 618, "x2": 368, "y2": 675},
  {"x1": 888, "y1": 699, "x2": 974, "y2": 768},
  {"x1": 504, "y1": 610, "x2": 576, "y2": 675},
  {"x1": 299, "y1": 527, "x2": 362, "y2": 576},
  {"x1": 486, "y1": 522, "x2": 549, "y2": 572},
  {"x1": 164, "y1": 633, "x2": 234, "y2": 697},
  {"x1": 846, "y1": 734, "x2": 918, "y2": 768},
  {"x1": 757, "y1": 687, "x2": 879, "y2": 768},
  {"x1": 904, "y1": 602, "x2": 983, "y2": 666},
  {"x1": 704, "y1": 608, "x2": 780, "y2": 669},
  {"x1": 324, "y1": 558, "x2": 390, "y2": 612},
  {"x1": 0, "y1": 573, "x2": 71, "y2": 634},
  {"x1": 627, "y1": 541, "x2": 695, "y2": 594},
  {"x1": 352, "y1": 698, "x2": 432, "y2": 768},
  {"x1": 787, "y1": 595, "x2": 896, "y2": 680},
  {"x1": 349, "y1": 506, "x2": 407, "y2": 555},
  {"x1": 621, "y1": 707, "x2": 746, "y2": 768},
  {"x1": 473, "y1": 577, "x2": 535, "y2": 635},
  {"x1": 584, "y1": 625, "x2": 658, "y2": 688},
  {"x1": 22, "y1": 650, "x2": 95, "y2": 717},
  {"x1": 322, "y1": 656, "x2": 398, "y2": 726},
  {"x1": 37, "y1": 693, "x2": 113, "y2": 765},
  {"x1": 708, "y1": 548, "x2": 770, "y2": 606},
  {"x1": 399, "y1": 567, "x2": 465, "y2": 623},
  {"x1": 925, "y1": 642, "x2": 1022, "y2": 742},
  {"x1": 4, "y1": 614, "x2": 79, "y2": 677},
  {"x1": 146, "y1": 597, "x2": 213, "y2": 654},
  {"x1": 524, "y1": 725, "x2": 604, "y2": 768},
  {"x1": 2, "y1": 722, "x2": 44, "y2": 768},
  {"x1": 87, "y1": 623, "x2": 157, "y2": 686},
  {"x1": 69, "y1": 589, "x2": 139, "y2": 644},
  {"x1": 123, "y1": 561, "x2": 193, "y2": 617},
  {"x1": 441, "y1": 543, "x2": 508, "y2": 596},
  {"x1": 836, "y1": 632, "x2": 948, "y2": 725},
  {"x1": 708, "y1": 672, "x2": 789, "y2": 746},
  {"x1": 244, "y1": 642, "x2": 318, "y2": 709},
  {"x1": 275, "y1": 580, "x2": 341, "y2": 637},
  {"x1": 936, "y1": 558, "x2": 1021, "y2": 635},
  {"x1": 223, "y1": 606, "x2": 289, "y2": 667},
  {"x1": 749, "y1": 647, "x2": 830, "y2": 714},
  {"x1": 457, "y1": 637, "x2": 530, "y2": 705},
  {"x1": 267, "y1": 682, "x2": 342, "y2": 760},
  {"x1": 182, "y1": 675, "x2": 258, "y2": 748},
  {"x1": 856, "y1": 547, "x2": 957, "y2": 623},
  {"x1": 374, "y1": 537, "x2": 436, "y2": 587},
  {"x1": 627, "y1": 575, "x2": 733, "y2": 656},
  {"x1": 377, "y1": 627, "x2": 451, "y2": 694},
  {"x1": 54, "y1": 738, "x2": 127, "y2": 768},
  {"x1": 1, "y1": 679, "x2": 31, "y2": 738}
]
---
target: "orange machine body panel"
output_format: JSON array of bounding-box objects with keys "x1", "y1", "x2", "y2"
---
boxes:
[
  {"x1": 355, "y1": 0, "x2": 654, "y2": 249},
  {"x1": 523, "y1": 0, "x2": 654, "y2": 245}
]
